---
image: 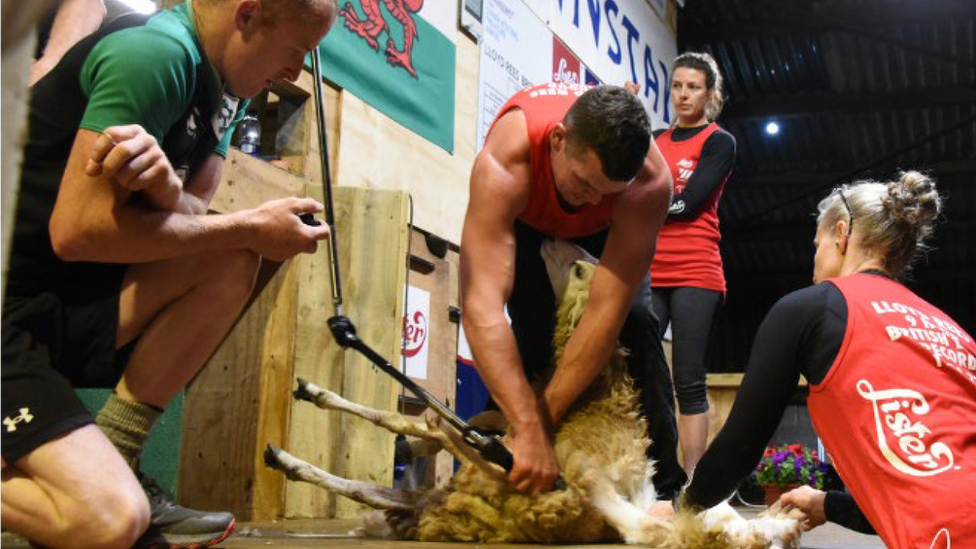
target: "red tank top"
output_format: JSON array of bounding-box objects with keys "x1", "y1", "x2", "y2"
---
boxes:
[
  {"x1": 486, "y1": 83, "x2": 619, "y2": 238},
  {"x1": 808, "y1": 274, "x2": 976, "y2": 549},
  {"x1": 650, "y1": 123, "x2": 728, "y2": 292}
]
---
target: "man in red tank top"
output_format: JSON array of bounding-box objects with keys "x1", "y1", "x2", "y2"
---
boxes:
[{"x1": 461, "y1": 83, "x2": 682, "y2": 496}]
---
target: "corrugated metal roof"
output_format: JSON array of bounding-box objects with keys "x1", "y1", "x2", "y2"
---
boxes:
[{"x1": 677, "y1": 0, "x2": 976, "y2": 369}]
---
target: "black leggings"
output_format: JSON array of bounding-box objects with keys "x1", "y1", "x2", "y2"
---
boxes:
[
  {"x1": 650, "y1": 287, "x2": 722, "y2": 415},
  {"x1": 505, "y1": 221, "x2": 687, "y2": 499}
]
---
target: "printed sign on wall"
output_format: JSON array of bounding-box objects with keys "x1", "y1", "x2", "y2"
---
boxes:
[
  {"x1": 402, "y1": 285, "x2": 431, "y2": 379},
  {"x1": 476, "y1": 0, "x2": 676, "y2": 151},
  {"x1": 476, "y1": 0, "x2": 553, "y2": 149},
  {"x1": 552, "y1": 36, "x2": 584, "y2": 85},
  {"x1": 549, "y1": 0, "x2": 677, "y2": 128}
]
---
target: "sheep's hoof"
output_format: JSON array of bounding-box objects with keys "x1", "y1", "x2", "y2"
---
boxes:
[
  {"x1": 294, "y1": 378, "x2": 314, "y2": 402},
  {"x1": 264, "y1": 444, "x2": 282, "y2": 468}
]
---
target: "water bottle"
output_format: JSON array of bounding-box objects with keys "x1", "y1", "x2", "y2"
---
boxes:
[{"x1": 238, "y1": 109, "x2": 261, "y2": 156}]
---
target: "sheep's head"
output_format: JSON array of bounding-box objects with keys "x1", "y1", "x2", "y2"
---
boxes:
[
  {"x1": 541, "y1": 239, "x2": 597, "y2": 300},
  {"x1": 541, "y1": 239, "x2": 598, "y2": 357}
]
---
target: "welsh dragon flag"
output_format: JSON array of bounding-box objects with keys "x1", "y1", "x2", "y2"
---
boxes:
[{"x1": 311, "y1": 0, "x2": 457, "y2": 152}]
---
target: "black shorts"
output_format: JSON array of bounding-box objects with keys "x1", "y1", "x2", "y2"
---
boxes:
[{"x1": 2, "y1": 275, "x2": 128, "y2": 465}]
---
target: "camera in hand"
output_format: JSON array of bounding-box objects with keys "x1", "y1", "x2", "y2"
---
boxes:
[{"x1": 299, "y1": 213, "x2": 321, "y2": 226}]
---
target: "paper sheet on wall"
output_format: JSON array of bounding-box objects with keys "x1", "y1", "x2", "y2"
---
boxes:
[{"x1": 476, "y1": 0, "x2": 553, "y2": 150}]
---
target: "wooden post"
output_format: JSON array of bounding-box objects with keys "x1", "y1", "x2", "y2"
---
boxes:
[
  {"x1": 285, "y1": 186, "x2": 409, "y2": 518},
  {"x1": 0, "y1": 27, "x2": 35, "y2": 322}
]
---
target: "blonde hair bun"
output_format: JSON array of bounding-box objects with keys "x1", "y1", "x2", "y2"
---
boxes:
[{"x1": 883, "y1": 171, "x2": 942, "y2": 237}]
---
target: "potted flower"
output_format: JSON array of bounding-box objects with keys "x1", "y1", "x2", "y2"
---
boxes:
[{"x1": 754, "y1": 444, "x2": 827, "y2": 505}]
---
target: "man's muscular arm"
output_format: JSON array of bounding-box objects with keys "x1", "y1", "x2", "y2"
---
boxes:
[
  {"x1": 543, "y1": 139, "x2": 671, "y2": 424},
  {"x1": 460, "y1": 110, "x2": 559, "y2": 495},
  {"x1": 50, "y1": 128, "x2": 331, "y2": 264},
  {"x1": 86, "y1": 125, "x2": 222, "y2": 214}
]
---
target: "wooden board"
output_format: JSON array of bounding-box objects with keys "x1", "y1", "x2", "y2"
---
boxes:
[
  {"x1": 284, "y1": 185, "x2": 410, "y2": 519},
  {"x1": 298, "y1": 71, "x2": 342, "y2": 190},
  {"x1": 402, "y1": 230, "x2": 458, "y2": 405},
  {"x1": 274, "y1": 77, "x2": 345, "y2": 517},
  {"x1": 281, "y1": 182, "x2": 345, "y2": 518},
  {"x1": 704, "y1": 373, "x2": 807, "y2": 447},
  {"x1": 210, "y1": 149, "x2": 306, "y2": 214},
  {"x1": 400, "y1": 229, "x2": 460, "y2": 489}
]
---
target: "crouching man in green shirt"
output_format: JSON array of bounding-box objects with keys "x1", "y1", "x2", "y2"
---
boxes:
[{"x1": 1, "y1": 1, "x2": 336, "y2": 548}]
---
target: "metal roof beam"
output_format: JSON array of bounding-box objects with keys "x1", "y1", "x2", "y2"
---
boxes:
[
  {"x1": 681, "y1": 1, "x2": 976, "y2": 44},
  {"x1": 721, "y1": 88, "x2": 976, "y2": 120},
  {"x1": 681, "y1": 0, "x2": 976, "y2": 69},
  {"x1": 730, "y1": 159, "x2": 976, "y2": 187}
]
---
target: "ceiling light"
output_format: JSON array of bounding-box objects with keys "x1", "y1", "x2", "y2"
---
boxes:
[
  {"x1": 118, "y1": 0, "x2": 157, "y2": 13},
  {"x1": 765, "y1": 121, "x2": 780, "y2": 135}
]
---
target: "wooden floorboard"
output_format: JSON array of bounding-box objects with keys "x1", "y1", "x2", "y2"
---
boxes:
[{"x1": 2, "y1": 507, "x2": 887, "y2": 549}]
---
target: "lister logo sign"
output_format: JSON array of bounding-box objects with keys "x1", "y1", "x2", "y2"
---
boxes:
[
  {"x1": 402, "y1": 285, "x2": 432, "y2": 379},
  {"x1": 402, "y1": 311, "x2": 428, "y2": 358}
]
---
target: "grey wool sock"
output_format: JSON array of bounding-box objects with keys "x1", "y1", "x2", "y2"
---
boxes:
[{"x1": 95, "y1": 393, "x2": 162, "y2": 470}]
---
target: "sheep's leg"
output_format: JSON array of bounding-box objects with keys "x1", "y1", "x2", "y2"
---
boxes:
[
  {"x1": 295, "y1": 378, "x2": 445, "y2": 444},
  {"x1": 264, "y1": 445, "x2": 422, "y2": 511},
  {"x1": 587, "y1": 475, "x2": 671, "y2": 545}
]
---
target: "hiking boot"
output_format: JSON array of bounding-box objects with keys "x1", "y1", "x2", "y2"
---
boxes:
[{"x1": 135, "y1": 473, "x2": 236, "y2": 549}]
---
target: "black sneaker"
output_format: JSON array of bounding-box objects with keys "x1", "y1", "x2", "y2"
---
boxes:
[{"x1": 135, "y1": 473, "x2": 236, "y2": 549}]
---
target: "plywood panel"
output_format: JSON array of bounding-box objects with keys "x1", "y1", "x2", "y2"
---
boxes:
[
  {"x1": 332, "y1": 186, "x2": 409, "y2": 518},
  {"x1": 329, "y1": 34, "x2": 478, "y2": 244},
  {"x1": 403, "y1": 231, "x2": 458, "y2": 403},
  {"x1": 210, "y1": 149, "x2": 306, "y2": 214},
  {"x1": 282, "y1": 181, "x2": 344, "y2": 518},
  {"x1": 299, "y1": 71, "x2": 342, "y2": 190},
  {"x1": 704, "y1": 373, "x2": 807, "y2": 447},
  {"x1": 284, "y1": 186, "x2": 409, "y2": 519}
]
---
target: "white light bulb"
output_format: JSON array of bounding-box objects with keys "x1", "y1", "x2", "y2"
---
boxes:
[{"x1": 765, "y1": 121, "x2": 780, "y2": 135}]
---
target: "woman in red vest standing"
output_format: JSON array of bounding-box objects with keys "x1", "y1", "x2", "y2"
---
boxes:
[
  {"x1": 653, "y1": 172, "x2": 975, "y2": 549},
  {"x1": 650, "y1": 52, "x2": 736, "y2": 473}
]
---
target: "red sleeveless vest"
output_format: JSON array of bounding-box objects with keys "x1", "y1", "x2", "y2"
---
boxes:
[
  {"x1": 650, "y1": 123, "x2": 728, "y2": 292},
  {"x1": 808, "y1": 274, "x2": 976, "y2": 549},
  {"x1": 486, "y1": 83, "x2": 619, "y2": 238}
]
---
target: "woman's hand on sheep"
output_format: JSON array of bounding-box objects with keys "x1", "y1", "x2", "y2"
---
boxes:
[
  {"x1": 778, "y1": 485, "x2": 827, "y2": 531},
  {"x1": 647, "y1": 501, "x2": 676, "y2": 520},
  {"x1": 506, "y1": 426, "x2": 560, "y2": 495}
]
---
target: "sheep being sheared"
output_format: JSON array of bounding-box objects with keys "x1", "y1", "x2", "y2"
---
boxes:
[{"x1": 265, "y1": 239, "x2": 805, "y2": 548}]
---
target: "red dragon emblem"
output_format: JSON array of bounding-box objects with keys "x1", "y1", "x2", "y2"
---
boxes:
[{"x1": 339, "y1": 0, "x2": 424, "y2": 78}]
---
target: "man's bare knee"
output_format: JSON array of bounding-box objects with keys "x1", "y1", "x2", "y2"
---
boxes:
[{"x1": 62, "y1": 487, "x2": 149, "y2": 549}]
